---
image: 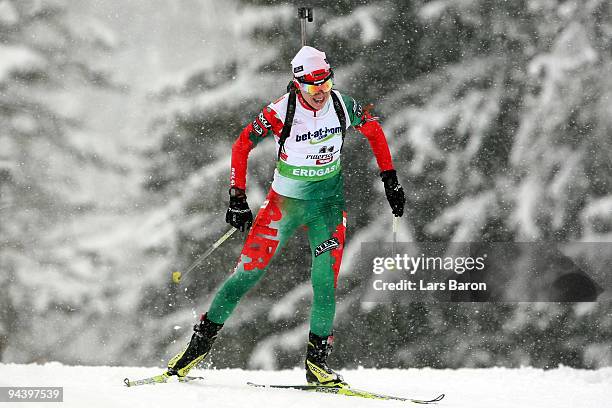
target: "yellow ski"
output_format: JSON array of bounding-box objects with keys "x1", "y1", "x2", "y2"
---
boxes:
[
  {"x1": 247, "y1": 382, "x2": 444, "y2": 404},
  {"x1": 124, "y1": 373, "x2": 204, "y2": 387}
]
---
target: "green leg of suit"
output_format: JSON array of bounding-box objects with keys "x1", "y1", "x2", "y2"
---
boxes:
[{"x1": 207, "y1": 188, "x2": 346, "y2": 337}]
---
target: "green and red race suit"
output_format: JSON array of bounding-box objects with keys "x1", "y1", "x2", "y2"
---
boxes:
[{"x1": 207, "y1": 90, "x2": 395, "y2": 337}]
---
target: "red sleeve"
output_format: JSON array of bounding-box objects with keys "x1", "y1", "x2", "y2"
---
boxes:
[
  {"x1": 355, "y1": 112, "x2": 394, "y2": 172},
  {"x1": 230, "y1": 107, "x2": 283, "y2": 190}
]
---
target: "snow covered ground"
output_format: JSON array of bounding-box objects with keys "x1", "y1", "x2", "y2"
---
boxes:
[{"x1": 0, "y1": 363, "x2": 610, "y2": 408}]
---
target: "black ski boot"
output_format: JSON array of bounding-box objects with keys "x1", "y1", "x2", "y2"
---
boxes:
[
  {"x1": 305, "y1": 332, "x2": 346, "y2": 387},
  {"x1": 166, "y1": 313, "x2": 223, "y2": 377}
]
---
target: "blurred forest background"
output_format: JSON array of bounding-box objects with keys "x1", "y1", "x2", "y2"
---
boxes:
[{"x1": 1, "y1": 0, "x2": 611, "y2": 370}]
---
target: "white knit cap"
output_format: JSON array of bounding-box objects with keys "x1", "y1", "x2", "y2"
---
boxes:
[{"x1": 290, "y1": 46, "x2": 330, "y2": 77}]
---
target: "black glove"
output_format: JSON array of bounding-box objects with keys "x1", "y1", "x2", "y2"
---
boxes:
[
  {"x1": 226, "y1": 187, "x2": 253, "y2": 232},
  {"x1": 381, "y1": 170, "x2": 405, "y2": 217}
]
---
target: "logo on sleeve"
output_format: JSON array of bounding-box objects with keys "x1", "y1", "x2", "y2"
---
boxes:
[
  {"x1": 353, "y1": 99, "x2": 363, "y2": 119},
  {"x1": 258, "y1": 112, "x2": 271, "y2": 129},
  {"x1": 252, "y1": 120, "x2": 264, "y2": 135}
]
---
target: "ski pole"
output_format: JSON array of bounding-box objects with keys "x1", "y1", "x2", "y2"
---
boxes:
[
  {"x1": 385, "y1": 216, "x2": 399, "y2": 271},
  {"x1": 171, "y1": 227, "x2": 238, "y2": 284},
  {"x1": 298, "y1": 7, "x2": 313, "y2": 47},
  {"x1": 392, "y1": 216, "x2": 398, "y2": 256}
]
